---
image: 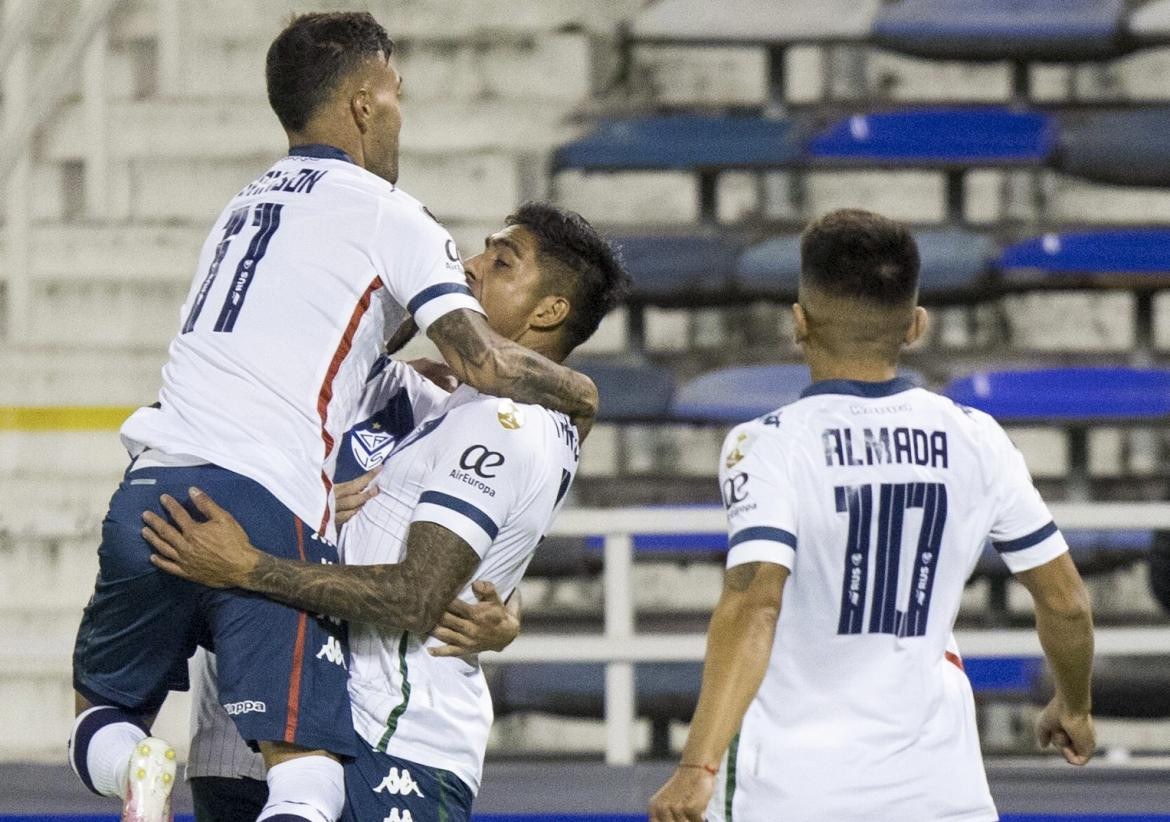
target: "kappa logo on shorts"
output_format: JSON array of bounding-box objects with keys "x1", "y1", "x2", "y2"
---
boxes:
[
  {"x1": 223, "y1": 700, "x2": 266, "y2": 716},
  {"x1": 374, "y1": 766, "x2": 424, "y2": 798},
  {"x1": 383, "y1": 809, "x2": 415, "y2": 822},
  {"x1": 315, "y1": 636, "x2": 347, "y2": 668}
]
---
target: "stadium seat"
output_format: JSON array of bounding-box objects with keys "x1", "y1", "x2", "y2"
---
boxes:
[
  {"x1": 673, "y1": 365, "x2": 927, "y2": 422},
  {"x1": 736, "y1": 228, "x2": 995, "y2": 299},
  {"x1": 999, "y1": 229, "x2": 1170, "y2": 278},
  {"x1": 552, "y1": 114, "x2": 801, "y2": 172},
  {"x1": 1033, "y1": 656, "x2": 1170, "y2": 718},
  {"x1": 573, "y1": 359, "x2": 675, "y2": 421},
  {"x1": 1057, "y1": 109, "x2": 1170, "y2": 187},
  {"x1": 487, "y1": 661, "x2": 702, "y2": 755},
  {"x1": 943, "y1": 368, "x2": 1170, "y2": 421},
  {"x1": 629, "y1": 0, "x2": 881, "y2": 44},
  {"x1": 809, "y1": 108, "x2": 1056, "y2": 167},
  {"x1": 1128, "y1": 0, "x2": 1170, "y2": 46},
  {"x1": 670, "y1": 364, "x2": 812, "y2": 422},
  {"x1": 873, "y1": 0, "x2": 1132, "y2": 62},
  {"x1": 610, "y1": 233, "x2": 740, "y2": 302}
]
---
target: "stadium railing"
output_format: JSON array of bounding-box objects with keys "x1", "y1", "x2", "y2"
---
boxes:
[{"x1": 520, "y1": 501, "x2": 1170, "y2": 765}]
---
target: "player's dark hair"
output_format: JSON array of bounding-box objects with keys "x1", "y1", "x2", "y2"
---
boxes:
[
  {"x1": 800, "y1": 209, "x2": 920, "y2": 306},
  {"x1": 266, "y1": 12, "x2": 394, "y2": 133},
  {"x1": 506, "y1": 202, "x2": 631, "y2": 354}
]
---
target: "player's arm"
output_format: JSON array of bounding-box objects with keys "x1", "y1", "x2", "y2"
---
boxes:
[
  {"x1": 426, "y1": 308, "x2": 598, "y2": 433},
  {"x1": 1015, "y1": 554, "x2": 1095, "y2": 765},
  {"x1": 651, "y1": 561, "x2": 787, "y2": 822},
  {"x1": 985, "y1": 419, "x2": 1095, "y2": 764},
  {"x1": 144, "y1": 489, "x2": 478, "y2": 635}
]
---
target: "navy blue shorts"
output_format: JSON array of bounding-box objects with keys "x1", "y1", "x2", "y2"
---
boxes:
[
  {"x1": 72, "y1": 462, "x2": 356, "y2": 757},
  {"x1": 342, "y1": 735, "x2": 473, "y2": 822}
]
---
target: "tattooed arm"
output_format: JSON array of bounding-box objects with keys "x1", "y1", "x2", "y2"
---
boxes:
[
  {"x1": 144, "y1": 490, "x2": 479, "y2": 635},
  {"x1": 649, "y1": 562, "x2": 788, "y2": 822},
  {"x1": 427, "y1": 308, "x2": 598, "y2": 434}
]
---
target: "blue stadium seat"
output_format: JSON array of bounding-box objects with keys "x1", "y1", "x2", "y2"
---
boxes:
[
  {"x1": 944, "y1": 368, "x2": 1170, "y2": 421},
  {"x1": 553, "y1": 114, "x2": 801, "y2": 172},
  {"x1": 873, "y1": 0, "x2": 1131, "y2": 61},
  {"x1": 736, "y1": 228, "x2": 994, "y2": 297},
  {"x1": 999, "y1": 229, "x2": 1170, "y2": 277},
  {"x1": 611, "y1": 234, "x2": 739, "y2": 301},
  {"x1": 573, "y1": 360, "x2": 675, "y2": 422},
  {"x1": 809, "y1": 108, "x2": 1055, "y2": 166},
  {"x1": 1057, "y1": 110, "x2": 1170, "y2": 187},
  {"x1": 630, "y1": 0, "x2": 880, "y2": 45}
]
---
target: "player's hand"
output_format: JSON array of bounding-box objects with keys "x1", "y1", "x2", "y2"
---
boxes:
[
  {"x1": 1035, "y1": 696, "x2": 1095, "y2": 765},
  {"x1": 408, "y1": 357, "x2": 459, "y2": 392},
  {"x1": 142, "y1": 488, "x2": 261, "y2": 589},
  {"x1": 428, "y1": 581, "x2": 520, "y2": 656},
  {"x1": 335, "y1": 465, "x2": 381, "y2": 527},
  {"x1": 650, "y1": 766, "x2": 715, "y2": 822}
]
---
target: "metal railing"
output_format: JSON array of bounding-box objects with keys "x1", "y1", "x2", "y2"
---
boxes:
[{"x1": 522, "y1": 502, "x2": 1170, "y2": 765}]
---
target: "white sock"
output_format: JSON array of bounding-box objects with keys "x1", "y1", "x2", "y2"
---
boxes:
[
  {"x1": 257, "y1": 755, "x2": 346, "y2": 822},
  {"x1": 68, "y1": 706, "x2": 148, "y2": 799}
]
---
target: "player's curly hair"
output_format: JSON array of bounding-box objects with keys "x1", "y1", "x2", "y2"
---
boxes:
[
  {"x1": 506, "y1": 202, "x2": 631, "y2": 355},
  {"x1": 800, "y1": 209, "x2": 920, "y2": 306},
  {"x1": 266, "y1": 12, "x2": 395, "y2": 133}
]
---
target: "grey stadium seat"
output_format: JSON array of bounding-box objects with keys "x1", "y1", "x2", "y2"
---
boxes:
[
  {"x1": 873, "y1": 0, "x2": 1133, "y2": 62},
  {"x1": 1057, "y1": 109, "x2": 1170, "y2": 187},
  {"x1": 736, "y1": 228, "x2": 995, "y2": 300},
  {"x1": 630, "y1": 0, "x2": 881, "y2": 45}
]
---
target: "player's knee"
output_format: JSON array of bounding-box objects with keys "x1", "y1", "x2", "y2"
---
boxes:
[
  {"x1": 257, "y1": 755, "x2": 345, "y2": 822},
  {"x1": 68, "y1": 704, "x2": 149, "y2": 797}
]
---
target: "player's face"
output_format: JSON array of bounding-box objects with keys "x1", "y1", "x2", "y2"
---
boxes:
[
  {"x1": 359, "y1": 54, "x2": 402, "y2": 184},
  {"x1": 463, "y1": 225, "x2": 547, "y2": 341}
]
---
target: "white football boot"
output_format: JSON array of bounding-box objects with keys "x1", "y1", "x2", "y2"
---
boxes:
[{"x1": 121, "y1": 736, "x2": 177, "y2": 822}]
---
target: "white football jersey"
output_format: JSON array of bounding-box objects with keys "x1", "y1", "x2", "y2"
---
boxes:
[
  {"x1": 342, "y1": 371, "x2": 581, "y2": 794},
  {"x1": 713, "y1": 377, "x2": 1068, "y2": 822},
  {"x1": 120, "y1": 146, "x2": 482, "y2": 537}
]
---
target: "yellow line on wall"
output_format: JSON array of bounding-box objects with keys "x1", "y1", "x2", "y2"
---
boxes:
[{"x1": 0, "y1": 407, "x2": 137, "y2": 431}]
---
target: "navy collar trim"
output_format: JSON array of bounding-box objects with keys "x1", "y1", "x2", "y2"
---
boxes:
[
  {"x1": 288, "y1": 144, "x2": 355, "y2": 164},
  {"x1": 801, "y1": 376, "x2": 916, "y2": 399}
]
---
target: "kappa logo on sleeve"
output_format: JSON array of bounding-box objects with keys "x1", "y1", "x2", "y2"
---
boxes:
[{"x1": 374, "y1": 767, "x2": 424, "y2": 798}]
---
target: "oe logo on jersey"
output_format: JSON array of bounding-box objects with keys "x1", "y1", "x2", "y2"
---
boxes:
[{"x1": 460, "y1": 445, "x2": 505, "y2": 479}]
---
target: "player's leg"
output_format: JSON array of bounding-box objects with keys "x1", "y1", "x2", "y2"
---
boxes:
[
  {"x1": 340, "y1": 735, "x2": 474, "y2": 822},
  {"x1": 202, "y1": 469, "x2": 356, "y2": 822},
  {"x1": 190, "y1": 776, "x2": 269, "y2": 822},
  {"x1": 69, "y1": 465, "x2": 205, "y2": 818}
]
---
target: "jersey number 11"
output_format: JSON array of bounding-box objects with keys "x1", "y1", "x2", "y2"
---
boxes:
[
  {"x1": 835, "y1": 482, "x2": 948, "y2": 638},
  {"x1": 181, "y1": 202, "x2": 284, "y2": 334}
]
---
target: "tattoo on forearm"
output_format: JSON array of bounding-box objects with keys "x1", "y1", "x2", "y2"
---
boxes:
[
  {"x1": 428, "y1": 309, "x2": 596, "y2": 417},
  {"x1": 246, "y1": 522, "x2": 480, "y2": 633},
  {"x1": 725, "y1": 563, "x2": 763, "y2": 592}
]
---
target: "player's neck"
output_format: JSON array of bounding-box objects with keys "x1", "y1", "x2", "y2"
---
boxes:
[
  {"x1": 805, "y1": 350, "x2": 898, "y2": 385},
  {"x1": 515, "y1": 330, "x2": 565, "y2": 365},
  {"x1": 286, "y1": 130, "x2": 364, "y2": 169}
]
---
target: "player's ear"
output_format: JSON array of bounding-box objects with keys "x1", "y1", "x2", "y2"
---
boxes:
[
  {"x1": 905, "y1": 306, "x2": 928, "y2": 346},
  {"x1": 351, "y1": 85, "x2": 374, "y2": 133},
  {"x1": 792, "y1": 302, "x2": 809, "y2": 346},
  {"x1": 529, "y1": 294, "x2": 570, "y2": 332}
]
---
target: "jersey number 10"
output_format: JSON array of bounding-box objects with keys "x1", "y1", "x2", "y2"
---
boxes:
[
  {"x1": 181, "y1": 202, "x2": 284, "y2": 334},
  {"x1": 835, "y1": 482, "x2": 948, "y2": 638}
]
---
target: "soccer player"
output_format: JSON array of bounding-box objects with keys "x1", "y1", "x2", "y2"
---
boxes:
[
  {"x1": 142, "y1": 202, "x2": 630, "y2": 822},
  {"x1": 650, "y1": 209, "x2": 1096, "y2": 822},
  {"x1": 68, "y1": 13, "x2": 598, "y2": 822}
]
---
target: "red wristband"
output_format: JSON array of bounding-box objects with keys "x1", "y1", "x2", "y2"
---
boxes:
[{"x1": 679, "y1": 762, "x2": 719, "y2": 776}]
